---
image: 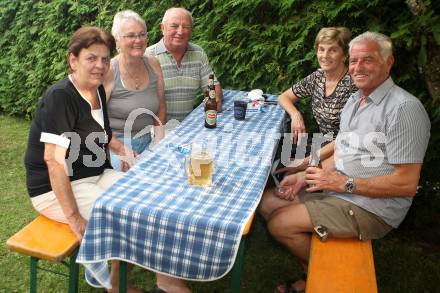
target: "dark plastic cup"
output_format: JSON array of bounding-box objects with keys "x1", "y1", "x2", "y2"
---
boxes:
[{"x1": 234, "y1": 99, "x2": 247, "y2": 120}]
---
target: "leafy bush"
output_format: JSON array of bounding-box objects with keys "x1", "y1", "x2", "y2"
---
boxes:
[{"x1": 1, "y1": 0, "x2": 438, "y2": 112}]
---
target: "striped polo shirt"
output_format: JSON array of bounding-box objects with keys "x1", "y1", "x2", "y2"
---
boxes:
[
  {"x1": 146, "y1": 39, "x2": 217, "y2": 122},
  {"x1": 331, "y1": 77, "x2": 430, "y2": 227}
]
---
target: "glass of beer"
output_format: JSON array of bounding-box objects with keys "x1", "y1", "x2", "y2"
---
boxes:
[{"x1": 185, "y1": 142, "x2": 213, "y2": 187}]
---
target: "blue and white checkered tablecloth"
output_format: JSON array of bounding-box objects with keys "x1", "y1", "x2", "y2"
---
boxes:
[{"x1": 76, "y1": 90, "x2": 285, "y2": 287}]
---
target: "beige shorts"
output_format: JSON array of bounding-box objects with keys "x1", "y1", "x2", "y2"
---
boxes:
[
  {"x1": 31, "y1": 169, "x2": 124, "y2": 222},
  {"x1": 302, "y1": 193, "x2": 393, "y2": 240}
]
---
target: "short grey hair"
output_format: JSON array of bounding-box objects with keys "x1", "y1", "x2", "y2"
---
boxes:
[
  {"x1": 161, "y1": 7, "x2": 193, "y2": 26},
  {"x1": 111, "y1": 10, "x2": 147, "y2": 39},
  {"x1": 349, "y1": 31, "x2": 393, "y2": 60}
]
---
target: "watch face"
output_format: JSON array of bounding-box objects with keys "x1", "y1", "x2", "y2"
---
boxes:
[{"x1": 346, "y1": 177, "x2": 355, "y2": 193}]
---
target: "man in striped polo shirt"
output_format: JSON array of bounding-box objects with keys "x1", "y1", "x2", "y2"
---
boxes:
[
  {"x1": 260, "y1": 32, "x2": 430, "y2": 293},
  {"x1": 146, "y1": 7, "x2": 223, "y2": 122}
]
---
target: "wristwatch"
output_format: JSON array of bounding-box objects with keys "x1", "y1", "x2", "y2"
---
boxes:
[{"x1": 345, "y1": 176, "x2": 355, "y2": 193}]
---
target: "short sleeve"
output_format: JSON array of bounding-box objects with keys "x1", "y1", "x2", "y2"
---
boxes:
[
  {"x1": 386, "y1": 100, "x2": 430, "y2": 164},
  {"x1": 39, "y1": 88, "x2": 77, "y2": 147},
  {"x1": 291, "y1": 71, "x2": 320, "y2": 99}
]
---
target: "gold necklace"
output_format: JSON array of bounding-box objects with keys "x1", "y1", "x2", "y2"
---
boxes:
[
  {"x1": 359, "y1": 95, "x2": 368, "y2": 106},
  {"x1": 121, "y1": 58, "x2": 142, "y2": 90}
]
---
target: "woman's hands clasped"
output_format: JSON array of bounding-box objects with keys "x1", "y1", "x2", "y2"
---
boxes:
[
  {"x1": 108, "y1": 137, "x2": 139, "y2": 172},
  {"x1": 118, "y1": 146, "x2": 139, "y2": 172}
]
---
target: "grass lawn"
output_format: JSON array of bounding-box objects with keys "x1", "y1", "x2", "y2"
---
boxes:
[{"x1": 0, "y1": 114, "x2": 439, "y2": 292}]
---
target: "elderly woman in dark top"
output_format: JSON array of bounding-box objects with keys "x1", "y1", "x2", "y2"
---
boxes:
[
  {"x1": 24, "y1": 26, "x2": 143, "y2": 293},
  {"x1": 104, "y1": 10, "x2": 166, "y2": 171},
  {"x1": 25, "y1": 26, "x2": 129, "y2": 241},
  {"x1": 279, "y1": 27, "x2": 357, "y2": 148}
]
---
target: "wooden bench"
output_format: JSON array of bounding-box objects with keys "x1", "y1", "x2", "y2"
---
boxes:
[
  {"x1": 6, "y1": 215, "x2": 80, "y2": 293},
  {"x1": 306, "y1": 234, "x2": 378, "y2": 293}
]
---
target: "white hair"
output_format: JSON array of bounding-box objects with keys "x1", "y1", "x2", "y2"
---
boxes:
[
  {"x1": 111, "y1": 10, "x2": 147, "y2": 39},
  {"x1": 161, "y1": 7, "x2": 193, "y2": 26},
  {"x1": 349, "y1": 31, "x2": 393, "y2": 60}
]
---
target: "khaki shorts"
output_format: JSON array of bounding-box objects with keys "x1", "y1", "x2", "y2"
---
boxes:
[
  {"x1": 31, "y1": 169, "x2": 124, "y2": 222},
  {"x1": 302, "y1": 193, "x2": 393, "y2": 240}
]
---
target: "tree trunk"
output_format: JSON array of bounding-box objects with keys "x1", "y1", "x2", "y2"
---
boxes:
[{"x1": 406, "y1": 0, "x2": 440, "y2": 102}]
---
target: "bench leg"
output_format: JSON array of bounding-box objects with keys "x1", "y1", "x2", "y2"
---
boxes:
[
  {"x1": 230, "y1": 236, "x2": 247, "y2": 293},
  {"x1": 68, "y1": 248, "x2": 79, "y2": 293},
  {"x1": 30, "y1": 257, "x2": 38, "y2": 293},
  {"x1": 119, "y1": 261, "x2": 127, "y2": 293}
]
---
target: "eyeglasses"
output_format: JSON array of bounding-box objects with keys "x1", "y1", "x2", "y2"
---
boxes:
[{"x1": 121, "y1": 32, "x2": 148, "y2": 41}]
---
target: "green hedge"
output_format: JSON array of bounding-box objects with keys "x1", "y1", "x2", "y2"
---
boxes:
[
  {"x1": 1, "y1": 0, "x2": 439, "y2": 115},
  {"x1": 1, "y1": 0, "x2": 439, "y2": 176}
]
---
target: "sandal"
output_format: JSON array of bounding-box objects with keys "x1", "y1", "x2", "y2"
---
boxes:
[{"x1": 274, "y1": 272, "x2": 307, "y2": 293}]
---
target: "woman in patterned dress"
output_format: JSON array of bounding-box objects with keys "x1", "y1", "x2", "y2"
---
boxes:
[
  {"x1": 279, "y1": 27, "x2": 357, "y2": 146},
  {"x1": 273, "y1": 26, "x2": 357, "y2": 293}
]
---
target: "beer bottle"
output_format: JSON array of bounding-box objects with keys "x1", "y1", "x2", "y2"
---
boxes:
[
  {"x1": 208, "y1": 73, "x2": 216, "y2": 101},
  {"x1": 204, "y1": 74, "x2": 217, "y2": 128},
  {"x1": 308, "y1": 149, "x2": 322, "y2": 190}
]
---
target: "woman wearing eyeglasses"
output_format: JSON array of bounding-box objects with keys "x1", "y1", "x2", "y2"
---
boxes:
[{"x1": 104, "y1": 10, "x2": 166, "y2": 171}]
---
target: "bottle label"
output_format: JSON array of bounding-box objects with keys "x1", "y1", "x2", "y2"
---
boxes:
[{"x1": 205, "y1": 110, "x2": 217, "y2": 125}]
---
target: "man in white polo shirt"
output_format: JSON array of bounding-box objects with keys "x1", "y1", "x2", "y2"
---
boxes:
[
  {"x1": 146, "y1": 7, "x2": 223, "y2": 122},
  {"x1": 259, "y1": 31, "x2": 431, "y2": 293}
]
